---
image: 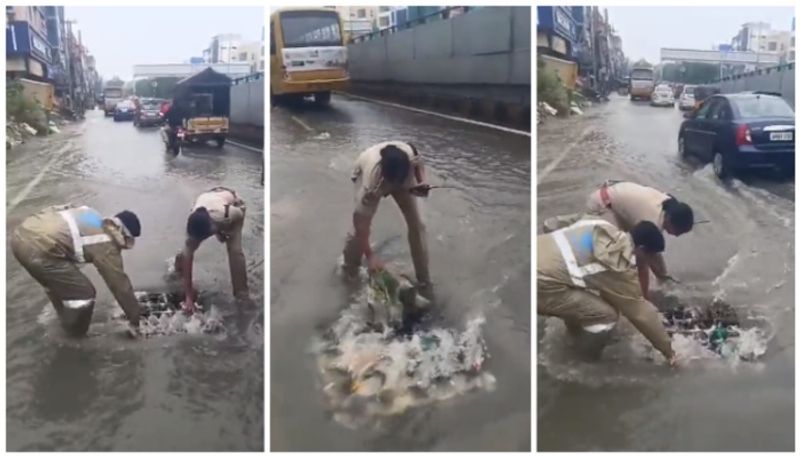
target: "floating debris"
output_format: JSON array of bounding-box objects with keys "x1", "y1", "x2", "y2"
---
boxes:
[{"x1": 314, "y1": 266, "x2": 494, "y2": 428}]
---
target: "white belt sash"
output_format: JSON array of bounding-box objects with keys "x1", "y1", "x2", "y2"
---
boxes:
[{"x1": 59, "y1": 209, "x2": 111, "y2": 263}]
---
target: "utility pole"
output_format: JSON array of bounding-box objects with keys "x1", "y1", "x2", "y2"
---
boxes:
[{"x1": 64, "y1": 19, "x2": 77, "y2": 114}]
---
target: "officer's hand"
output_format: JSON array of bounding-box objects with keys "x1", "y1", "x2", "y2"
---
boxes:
[
  {"x1": 127, "y1": 322, "x2": 141, "y2": 339},
  {"x1": 668, "y1": 352, "x2": 679, "y2": 368},
  {"x1": 182, "y1": 299, "x2": 199, "y2": 315},
  {"x1": 410, "y1": 184, "x2": 431, "y2": 198},
  {"x1": 367, "y1": 255, "x2": 384, "y2": 275}
]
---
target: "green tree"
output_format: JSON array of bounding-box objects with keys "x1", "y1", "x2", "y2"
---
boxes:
[{"x1": 633, "y1": 59, "x2": 653, "y2": 68}]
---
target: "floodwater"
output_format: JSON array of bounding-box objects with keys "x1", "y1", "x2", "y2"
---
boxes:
[
  {"x1": 270, "y1": 95, "x2": 531, "y2": 451},
  {"x1": 6, "y1": 110, "x2": 264, "y2": 451},
  {"x1": 537, "y1": 95, "x2": 794, "y2": 452}
]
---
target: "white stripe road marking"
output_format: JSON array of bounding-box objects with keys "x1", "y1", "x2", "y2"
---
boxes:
[
  {"x1": 537, "y1": 126, "x2": 594, "y2": 182},
  {"x1": 339, "y1": 92, "x2": 531, "y2": 137},
  {"x1": 290, "y1": 115, "x2": 313, "y2": 132},
  {"x1": 226, "y1": 139, "x2": 264, "y2": 153},
  {"x1": 8, "y1": 142, "x2": 73, "y2": 212}
]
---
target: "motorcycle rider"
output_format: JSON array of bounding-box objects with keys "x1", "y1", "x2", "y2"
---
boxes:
[{"x1": 163, "y1": 99, "x2": 187, "y2": 151}]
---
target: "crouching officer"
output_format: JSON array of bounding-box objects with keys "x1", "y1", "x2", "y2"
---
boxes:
[
  {"x1": 175, "y1": 187, "x2": 249, "y2": 313},
  {"x1": 10, "y1": 205, "x2": 142, "y2": 337},
  {"x1": 537, "y1": 216, "x2": 677, "y2": 365}
]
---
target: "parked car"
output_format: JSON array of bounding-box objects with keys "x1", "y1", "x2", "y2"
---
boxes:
[
  {"x1": 134, "y1": 97, "x2": 166, "y2": 127},
  {"x1": 650, "y1": 84, "x2": 675, "y2": 107},
  {"x1": 678, "y1": 85, "x2": 696, "y2": 110},
  {"x1": 678, "y1": 92, "x2": 795, "y2": 179},
  {"x1": 113, "y1": 100, "x2": 136, "y2": 122}
]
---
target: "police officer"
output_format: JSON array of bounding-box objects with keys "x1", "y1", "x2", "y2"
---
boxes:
[
  {"x1": 175, "y1": 187, "x2": 248, "y2": 313},
  {"x1": 538, "y1": 215, "x2": 677, "y2": 365},
  {"x1": 343, "y1": 141, "x2": 431, "y2": 293},
  {"x1": 543, "y1": 181, "x2": 694, "y2": 299},
  {"x1": 11, "y1": 205, "x2": 142, "y2": 337}
]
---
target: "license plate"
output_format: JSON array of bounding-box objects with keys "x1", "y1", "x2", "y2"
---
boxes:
[{"x1": 770, "y1": 132, "x2": 793, "y2": 141}]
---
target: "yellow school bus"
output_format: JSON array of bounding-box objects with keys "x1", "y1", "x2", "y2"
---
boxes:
[{"x1": 270, "y1": 8, "x2": 349, "y2": 105}]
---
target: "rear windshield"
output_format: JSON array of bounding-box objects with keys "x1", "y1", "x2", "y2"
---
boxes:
[
  {"x1": 735, "y1": 96, "x2": 794, "y2": 118},
  {"x1": 631, "y1": 69, "x2": 653, "y2": 80},
  {"x1": 142, "y1": 101, "x2": 161, "y2": 109},
  {"x1": 683, "y1": 86, "x2": 695, "y2": 94},
  {"x1": 104, "y1": 88, "x2": 123, "y2": 98}
]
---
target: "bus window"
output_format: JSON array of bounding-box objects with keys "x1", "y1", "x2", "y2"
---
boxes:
[{"x1": 280, "y1": 10, "x2": 342, "y2": 48}]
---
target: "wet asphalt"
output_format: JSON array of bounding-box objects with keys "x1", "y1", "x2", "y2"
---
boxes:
[
  {"x1": 270, "y1": 94, "x2": 531, "y2": 451},
  {"x1": 537, "y1": 95, "x2": 794, "y2": 451},
  {"x1": 5, "y1": 109, "x2": 264, "y2": 451}
]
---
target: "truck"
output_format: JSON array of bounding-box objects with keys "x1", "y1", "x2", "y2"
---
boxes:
[
  {"x1": 102, "y1": 80, "x2": 125, "y2": 116},
  {"x1": 629, "y1": 66, "x2": 655, "y2": 101}
]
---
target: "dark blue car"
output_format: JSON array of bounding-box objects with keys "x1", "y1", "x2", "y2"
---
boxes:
[
  {"x1": 113, "y1": 100, "x2": 136, "y2": 122},
  {"x1": 678, "y1": 92, "x2": 795, "y2": 179}
]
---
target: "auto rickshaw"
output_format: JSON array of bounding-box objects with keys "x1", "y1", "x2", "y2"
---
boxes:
[{"x1": 171, "y1": 68, "x2": 231, "y2": 149}]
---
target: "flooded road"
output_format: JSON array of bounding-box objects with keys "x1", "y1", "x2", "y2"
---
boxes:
[
  {"x1": 271, "y1": 94, "x2": 531, "y2": 451},
  {"x1": 537, "y1": 95, "x2": 794, "y2": 451},
  {"x1": 6, "y1": 110, "x2": 264, "y2": 451}
]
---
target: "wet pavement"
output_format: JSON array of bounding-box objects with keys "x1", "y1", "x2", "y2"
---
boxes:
[
  {"x1": 537, "y1": 95, "x2": 794, "y2": 451},
  {"x1": 270, "y1": 94, "x2": 531, "y2": 451},
  {"x1": 6, "y1": 110, "x2": 264, "y2": 451}
]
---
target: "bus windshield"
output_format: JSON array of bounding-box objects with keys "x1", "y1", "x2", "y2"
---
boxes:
[
  {"x1": 630, "y1": 68, "x2": 654, "y2": 80},
  {"x1": 280, "y1": 10, "x2": 342, "y2": 48}
]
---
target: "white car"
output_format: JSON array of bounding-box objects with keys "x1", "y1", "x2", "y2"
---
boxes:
[
  {"x1": 678, "y1": 85, "x2": 696, "y2": 110},
  {"x1": 650, "y1": 85, "x2": 675, "y2": 107}
]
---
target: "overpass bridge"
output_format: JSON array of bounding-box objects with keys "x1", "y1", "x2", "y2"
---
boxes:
[
  {"x1": 132, "y1": 63, "x2": 253, "y2": 79},
  {"x1": 660, "y1": 48, "x2": 780, "y2": 66}
]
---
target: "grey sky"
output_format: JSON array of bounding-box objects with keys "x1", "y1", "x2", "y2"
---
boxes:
[
  {"x1": 606, "y1": 6, "x2": 794, "y2": 63},
  {"x1": 68, "y1": 7, "x2": 263, "y2": 81}
]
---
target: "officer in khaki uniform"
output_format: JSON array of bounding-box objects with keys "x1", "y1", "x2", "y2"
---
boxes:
[
  {"x1": 343, "y1": 141, "x2": 431, "y2": 289},
  {"x1": 176, "y1": 187, "x2": 248, "y2": 312},
  {"x1": 543, "y1": 181, "x2": 694, "y2": 298},
  {"x1": 10, "y1": 205, "x2": 142, "y2": 336},
  {"x1": 538, "y1": 215, "x2": 676, "y2": 364}
]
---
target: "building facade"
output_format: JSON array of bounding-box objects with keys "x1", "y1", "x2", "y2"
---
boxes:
[
  {"x1": 7, "y1": 5, "x2": 98, "y2": 114},
  {"x1": 6, "y1": 6, "x2": 53, "y2": 79}
]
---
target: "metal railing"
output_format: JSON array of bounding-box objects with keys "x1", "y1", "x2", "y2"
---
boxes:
[
  {"x1": 349, "y1": 6, "x2": 475, "y2": 43},
  {"x1": 231, "y1": 72, "x2": 264, "y2": 85},
  {"x1": 712, "y1": 61, "x2": 794, "y2": 83}
]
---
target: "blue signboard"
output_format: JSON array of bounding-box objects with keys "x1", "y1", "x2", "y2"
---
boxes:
[
  {"x1": 537, "y1": 6, "x2": 576, "y2": 42},
  {"x1": 6, "y1": 21, "x2": 51, "y2": 63},
  {"x1": 189, "y1": 56, "x2": 205, "y2": 64}
]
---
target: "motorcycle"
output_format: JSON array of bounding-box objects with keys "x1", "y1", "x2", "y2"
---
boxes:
[{"x1": 160, "y1": 125, "x2": 184, "y2": 155}]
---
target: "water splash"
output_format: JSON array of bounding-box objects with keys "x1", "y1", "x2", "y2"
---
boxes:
[
  {"x1": 137, "y1": 305, "x2": 226, "y2": 337},
  {"x1": 315, "y1": 266, "x2": 495, "y2": 429}
]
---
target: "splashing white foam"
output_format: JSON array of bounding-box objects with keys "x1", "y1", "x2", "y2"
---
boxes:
[{"x1": 315, "y1": 295, "x2": 495, "y2": 428}]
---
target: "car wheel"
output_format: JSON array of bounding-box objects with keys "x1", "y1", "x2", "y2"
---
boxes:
[{"x1": 713, "y1": 151, "x2": 730, "y2": 179}]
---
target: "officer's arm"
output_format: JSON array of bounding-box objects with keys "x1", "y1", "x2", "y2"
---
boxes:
[
  {"x1": 182, "y1": 238, "x2": 202, "y2": 301},
  {"x1": 599, "y1": 270, "x2": 673, "y2": 360},
  {"x1": 414, "y1": 157, "x2": 426, "y2": 184},
  {"x1": 353, "y1": 211, "x2": 374, "y2": 259},
  {"x1": 637, "y1": 260, "x2": 650, "y2": 300},
  {"x1": 92, "y1": 247, "x2": 140, "y2": 327},
  {"x1": 649, "y1": 252, "x2": 669, "y2": 278}
]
